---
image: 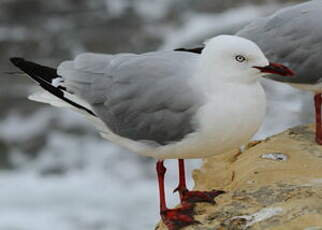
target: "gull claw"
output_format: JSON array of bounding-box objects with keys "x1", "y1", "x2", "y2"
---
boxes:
[
  {"x1": 161, "y1": 203, "x2": 199, "y2": 230},
  {"x1": 181, "y1": 190, "x2": 225, "y2": 204}
]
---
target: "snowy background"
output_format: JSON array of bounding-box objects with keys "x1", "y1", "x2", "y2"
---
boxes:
[{"x1": 0, "y1": 0, "x2": 313, "y2": 229}]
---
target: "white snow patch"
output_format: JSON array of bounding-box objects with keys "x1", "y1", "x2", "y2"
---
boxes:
[{"x1": 232, "y1": 207, "x2": 283, "y2": 228}]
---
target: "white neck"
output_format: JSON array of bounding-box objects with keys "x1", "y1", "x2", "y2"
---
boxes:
[{"x1": 192, "y1": 56, "x2": 259, "y2": 96}]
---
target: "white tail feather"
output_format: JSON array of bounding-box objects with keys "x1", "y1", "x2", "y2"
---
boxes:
[
  {"x1": 29, "y1": 90, "x2": 108, "y2": 134},
  {"x1": 29, "y1": 90, "x2": 155, "y2": 157}
]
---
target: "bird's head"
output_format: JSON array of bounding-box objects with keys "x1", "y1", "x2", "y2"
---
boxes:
[{"x1": 200, "y1": 35, "x2": 294, "y2": 84}]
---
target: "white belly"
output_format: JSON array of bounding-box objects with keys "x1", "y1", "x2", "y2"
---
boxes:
[{"x1": 154, "y1": 82, "x2": 266, "y2": 159}]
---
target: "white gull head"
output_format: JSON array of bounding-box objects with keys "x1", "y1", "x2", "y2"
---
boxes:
[{"x1": 198, "y1": 35, "x2": 293, "y2": 85}]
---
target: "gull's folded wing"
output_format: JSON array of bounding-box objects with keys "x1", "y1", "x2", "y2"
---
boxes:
[{"x1": 11, "y1": 51, "x2": 202, "y2": 146}]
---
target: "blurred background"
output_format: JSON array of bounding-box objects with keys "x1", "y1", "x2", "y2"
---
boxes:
[{"x1": 0, "y1": 0, "x2": 313, "y2": 229}]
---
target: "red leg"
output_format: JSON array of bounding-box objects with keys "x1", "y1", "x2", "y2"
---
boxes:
[
  {"x1": 157, "y1": 160, "x2": 167, "y2": 212},
  {"x1": 314, "y1": 93, "x2": 322, "y2": 145},
  {"x1": 156, "y1": 160, "x2": 199, "y2": 230},
  {"x1": 173, "y1": 159, "x2": 188, "y2": 201},
  {"x1": 173, "y1": 159, "x2": 225, "y2": 204}
]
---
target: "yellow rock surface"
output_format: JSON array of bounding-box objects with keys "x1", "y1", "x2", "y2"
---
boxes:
[{"x1": 156, "y1": 124, "x2": 322, "y2": 230}]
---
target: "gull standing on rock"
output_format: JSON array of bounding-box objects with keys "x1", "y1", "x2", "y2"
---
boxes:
[
  {"x1": 9, "y1": 35, "x2": 294, "y2": 230},
  {"x1": 237, "y1": 0, "x2": 322, "y2": 144}
]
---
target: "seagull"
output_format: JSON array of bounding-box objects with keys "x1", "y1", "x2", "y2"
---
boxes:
[
  {"x1": 9, "y1": 35, "x2": 293, "y2": 230},
  {"x1": 236, "y1": 0, "x2": 322, "y2": 144}
]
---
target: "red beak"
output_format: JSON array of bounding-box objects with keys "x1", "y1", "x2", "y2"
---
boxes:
[{"x1": 253, "y1": 62, "x2": 295, "y2": 77}]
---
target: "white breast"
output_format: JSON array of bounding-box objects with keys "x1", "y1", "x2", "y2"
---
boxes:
[{"x1": 155, "y1": 82, "x2": 266, "y2": 159}]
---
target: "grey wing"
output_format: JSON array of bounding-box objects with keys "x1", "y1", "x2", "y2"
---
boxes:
[
  {"x1": 58, "y1": 51, "x2": 202, "y2": 145},
  {"x1": 237, "y1": 0, "x2": 322, "y2": 84}
]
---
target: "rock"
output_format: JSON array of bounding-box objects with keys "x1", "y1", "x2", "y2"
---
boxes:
[{"x1": 156, "y1": 124, "x2": 322, "y2": 230}]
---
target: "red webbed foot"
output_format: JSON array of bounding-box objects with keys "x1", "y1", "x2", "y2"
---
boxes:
[
  {"x1": 181, "y1": 189, "x2": 225, "y2": 204},
  {"x1": 161, "y1": 203, "x2": 200, "y2": 230}
]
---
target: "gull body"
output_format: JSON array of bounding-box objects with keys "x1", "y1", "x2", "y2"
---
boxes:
[
  {"x1": 25, "y1": 35, "x2": 268, "y2": 159},
  {"x1": 237, "y1": 0, "x2": 322, "y2": 143},
  {"x1": 237, "y1": 0, "x2": 322, "y2": 89}
]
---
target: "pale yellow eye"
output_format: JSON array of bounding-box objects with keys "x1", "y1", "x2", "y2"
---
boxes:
[{"x1": 235, "y1": 55, "x2": 246, "y2": 63}]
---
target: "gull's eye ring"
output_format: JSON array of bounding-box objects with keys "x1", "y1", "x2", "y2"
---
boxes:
[{"x1": 235, "y1": 55, "x2": 246, "y2": 63}]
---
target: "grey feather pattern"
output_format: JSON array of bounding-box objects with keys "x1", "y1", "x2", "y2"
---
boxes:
[
  {"x1": 58, "y1": 51, "x2": 202, "y2": 145},
  {"x1": 237, "y1": 0, "x2": 322, "y2": 84}
]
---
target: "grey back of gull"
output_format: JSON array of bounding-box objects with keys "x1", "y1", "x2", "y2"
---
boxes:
[
  {"x1": 237, "y1": 0, "x2": 322, "y2": 85},
  {"x1": 58, "y1": 51, "x2": 202, "y2": 146}
]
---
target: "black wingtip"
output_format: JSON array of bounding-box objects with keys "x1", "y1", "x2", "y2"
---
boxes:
[
  {"x1": 9, "y1": 57, "x2": 97, "y2": 117},
  {"x1": 174, "y1": 47, "x2": 204, "y2": 54},
  {"x1": 10, "y1": 57, "x2": 25, "y2": 66},
  {"x1": 174, "y1": 48, "x2": 186, "y2": 51}
]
